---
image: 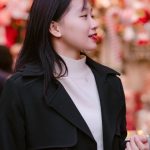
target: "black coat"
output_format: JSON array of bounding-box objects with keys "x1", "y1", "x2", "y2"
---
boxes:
[
  {"x1": 0, "y1": 76, "x2": 5, "y2": 95},
  {"x1": 0, "y1": 58, "x2": 127, "y2": 150},
  {"x1": 0, "y1": 70, "x2": 10, "y2": 96}
]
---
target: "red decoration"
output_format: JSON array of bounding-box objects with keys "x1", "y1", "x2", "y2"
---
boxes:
[{"x1": 5, "y1": 25, "x2": 18, "y2": 48}]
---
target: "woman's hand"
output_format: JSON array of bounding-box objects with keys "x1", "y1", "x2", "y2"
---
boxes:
[{"x1": 125, "y1": 135, "x2": 150, "y2": 150}]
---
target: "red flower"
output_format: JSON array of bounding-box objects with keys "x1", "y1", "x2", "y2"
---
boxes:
[
  {"x1": 136, "y1": 40, "x2": 150, "y2": 46},
  {"x1": 5, "y1": 25, "x2": 18, "y2": 48}
]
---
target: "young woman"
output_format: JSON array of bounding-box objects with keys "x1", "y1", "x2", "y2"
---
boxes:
[{"x1": 0, "y1": 0, "x2": 149, "y2": 149}]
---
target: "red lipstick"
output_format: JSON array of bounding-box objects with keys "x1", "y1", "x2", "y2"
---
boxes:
[{"x1": 90, "y1": 34, "x2": 102, "y2": 43}]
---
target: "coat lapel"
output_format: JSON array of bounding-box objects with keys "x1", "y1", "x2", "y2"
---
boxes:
[
  {"x1": 45, "y1": 82, "x2": 95, "y2": 142},
  {"x1": 91, "y1": 69, "x2": 114, "y2": 150},
  {"x1": 87, "y1": 58, "x2": 121, "y2": 150},
  {"x1": 95, "y1": 72, "x2": 123, "y2": 150}
]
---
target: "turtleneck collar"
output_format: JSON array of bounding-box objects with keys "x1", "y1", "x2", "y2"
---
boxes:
[{"x1": 56, "y1": 55, "x2": 89, "y2": 78}]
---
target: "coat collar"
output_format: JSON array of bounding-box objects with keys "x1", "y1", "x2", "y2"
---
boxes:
[
  {"x1": 20, "y1": 57, "x2": 120, "y2": 77},
  {"x1": 20, "y1": 63, "x2": 44, "y2": 77}
]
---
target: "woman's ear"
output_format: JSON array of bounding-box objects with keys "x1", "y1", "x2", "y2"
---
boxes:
[{"x1": 49, "y1": 21, "x2": 62, "y2": 38}]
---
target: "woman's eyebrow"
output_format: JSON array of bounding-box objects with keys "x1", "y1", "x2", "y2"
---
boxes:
[
  {"x1": 81, "y1": 7, "x2": 93, "y2": 13},
  {"x1": 81, "y1": 6, "x2": 87, "y2": 12}
]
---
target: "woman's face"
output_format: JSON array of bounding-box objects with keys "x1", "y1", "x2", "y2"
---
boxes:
[{"x1": 57, "y1": 0, "x2": 98, "y2": 56}]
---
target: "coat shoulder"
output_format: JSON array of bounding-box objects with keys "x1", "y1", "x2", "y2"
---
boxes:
[
  {"x1": 86, "y1": 57, "x2": 120, "y2": 76},
  {"x1": 7, "y1": 71, "x2": 43, "y2": 89}
]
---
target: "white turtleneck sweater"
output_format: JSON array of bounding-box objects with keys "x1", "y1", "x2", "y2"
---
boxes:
[{"x1": 57, "y1": 55, "x2": 103, "y2": 150}]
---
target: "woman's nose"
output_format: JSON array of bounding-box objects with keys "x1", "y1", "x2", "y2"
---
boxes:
[{"x1": 90, "y1": 17, "x2": 99, "y2": 30}]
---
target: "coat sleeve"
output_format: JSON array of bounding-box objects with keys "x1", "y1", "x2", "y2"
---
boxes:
[
  {"x1": 118, "y1": 78, "x2": 127, "y2": 149},
  {"x1": 0, "y1": 79, "x2": 26, "y2": 150},
  {"x1": 120, "y1": 101, "x2": 127, "y2": 149}
]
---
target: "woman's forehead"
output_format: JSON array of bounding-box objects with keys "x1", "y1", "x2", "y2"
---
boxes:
[{"x1": 69, "y1": 0, "x2": 90, "y2": 12}]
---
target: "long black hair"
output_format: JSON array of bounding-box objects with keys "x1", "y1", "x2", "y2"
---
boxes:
[
  {"x1": 15, "y1": 0, "x2": 87, "y2": 93},
  {"x1": 0, "y1": 45, "x2": 13, "y2": 73}
]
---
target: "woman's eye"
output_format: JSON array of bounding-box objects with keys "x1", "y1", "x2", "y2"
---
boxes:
[
  {"x1": 81, "y1": 15, "x2": 88, "y2": 18},
  {"x1": 91, "y1": 14, "x2": 95, "y2": 18}
]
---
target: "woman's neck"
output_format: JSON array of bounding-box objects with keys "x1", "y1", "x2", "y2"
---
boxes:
[
  {"x1": 58, "y1": 50, "x2": 81, "y2": 60},
  {"x1": 58, "y1": 54, "x2": 87, "y2": 78}
]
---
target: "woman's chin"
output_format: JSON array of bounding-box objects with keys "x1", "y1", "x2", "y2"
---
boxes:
[{"x1": 86, "y1": 44, "x2": 97, "y2": 51}]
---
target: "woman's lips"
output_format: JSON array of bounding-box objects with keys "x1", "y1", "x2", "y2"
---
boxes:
[{"x1": 89, "y1": 34, "x2": 102, "y2": 43}]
